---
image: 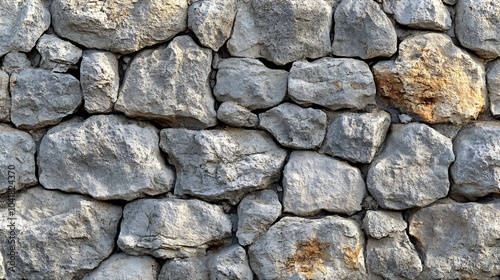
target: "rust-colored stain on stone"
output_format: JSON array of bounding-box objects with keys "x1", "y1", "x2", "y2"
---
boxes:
[
  {"x1": 285, "y1": 237, "x2": 329, "y2": 278},
  {"x1": 343, "y1": 246, "x2": 362, "y2": 270}
]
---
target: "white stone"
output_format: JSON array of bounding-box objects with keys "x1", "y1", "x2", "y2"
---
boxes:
[
  {"x1": 362, "y1": 210, "x2": 407, "y2": 239},
  {"x1": 83, "y1": 253, "x2": 160, "y2": 280},
  {"x1": 209, "y1": 245, "x2": 253, "y2": 280},
  {"x1": 383, "y1": 0, "x2": 452, "y2": 31}
]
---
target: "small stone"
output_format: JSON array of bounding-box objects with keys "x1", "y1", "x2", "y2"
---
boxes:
[
  {"x1": 374, "y1": 33, "x2": 486, "y2": 124},
  {"x1": 118, "y1": 198, "x2": 232, "y2": 259},
  {"x1": 237, "y1": 189, "x2": 281, "y2": 246},
  {"x1": 362, "y1": 210, "x2": 407, "y2": 239},
  {"x1": 487, "y1": 60, "x2": 500, "y2": 117},
  {"x1": 10, "y1": 68, "x2": 82, "y2": 129},
  {"x1": 332, "y1": 0, "x2": 397, "y2": 59},
  {"x1": 115, "y1": 36, "x2": 216, "y2": 129},
  {"x1": 158, "y1": 256, "x2": 210, "y2": 280},
  {"x1": 288, "y1": 58, "x2": 376, "y2": 110},
  {"x1": 214, "y1": 58, "x2": 287, "y2": 110},
  {"x1": 259, "y1": 103, "x2": 327, "y2": 149},
  {"x1": 443, "y1": 0, "x2": 458, "y2": 4},
  {"x1": 83, "y1": 253, "x2": 160, "y2": 280},
  {"x1": 209, "y1": 245, "x2": 253, "y2": 280},
  {"x1": 36, "y1": 34, "x2": 82, "y2": 73},
  {"x1": 217, "y1": 102, "x2": 259, "y2": 128},
  {"x1": 188, "y1": 0, "x2": 237, "y2": 51},
  {"x1": 0, "y1": 70, "x2": 9, "y2": 122},
  {"x1": 367, "y1": 123, "x2": 454, "y2": 210},
  {"x1": 398, "y1": 114, "x2": 412, "y2": 123},
  {"x1": 383, "y1": 0, "x2": 452, "y2": 31},
  {"x1": 80, "y1": 50, "x2": 119, "y2": 114},
  {"x1": 1, "y1": 52, "x2": 31, "y2": 75},
  {"x1": 283, "y1": 151, "x2": 366, "y2": 216},
  {"x1": 320, "y1": 111, "x2": 391, "y2": 164}
]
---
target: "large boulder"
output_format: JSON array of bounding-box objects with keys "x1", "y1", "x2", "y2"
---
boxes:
[{"x1": 383, "y1": 0, "x2": 451, "y2": 31}]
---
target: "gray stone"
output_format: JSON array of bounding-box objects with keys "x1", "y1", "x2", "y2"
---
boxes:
[
  {"x1": 288, "y1": 58, "x2": 376, "y2": 110},
  {"x1": 383, "y1": 0, "x2": 452, "y2": 31},
  {"x1": 259, "y1": 103, "x2": 327, "y2": 149},
  {"x1": 455, "y1": 0, "x2": 500, "y2": 59},
  {"x1": 227, "y1": 0, "x2": 333, "y2": 65},
  {"x1": 51, "y1": 0, "x2": 188, "y2": 53},
  {"x1": 118, "y1": 198, "x2": 232, "y2": 259},
  {"x1": 362, "y1": 210, "x2": 407, "y2": 239},
  {"x1": 487, "y1": 60, "x2": 500, "y2": 117},
  {"x1": 160, "y1": 128, "x2": 287, "y2": 204},
  {"x1": 0, "y1": 125, "x2": 36, "y2": 194},
  {"x1": 209, "y1": 245, "x2": 253, "y2": 280},
  {"x1": 283, "y1": 151, "x2": 366, "y2": 216},
  {"x1": 443, "y1": 0, "x2": 458, "y2": 4},
  {"x1": 217, "y1": 102, "x2": 259, "y2": 128},
  {"x1": 0, "y1": 70, "x2": 9, "y2": 122},
  {"x1": 249, "y1": 216, "x2": 367, "y2": 279},
  {"x1": 115, "y1": 36, "x2": 216, "y2": 129},
  {"x1": 320, "y1": 111, "x2": 391, "y2": 164},
  {"x1": 36, "y1": 34, "x2": 82, "y2": 73},
  {"x1": 332, "y1": 0, "x2": 397, "y2": 59},
  {"x1": 0, "y1": 0, "x2": 50, "y2": 56},
  {"x1": 450, "y1": 124, "x2": 500, "y2": 199},
  {"x1": 158, "y1": 255, "x2": 210, "y2": 280},
  {"x1": 81, "y1": 50, "x2": 119, "y2": 114},
  {"x1": 367, "y1": 123, "x2": 454, "y2": 210},
  {"x1": 409, "y1": 200, "x2": 500, "y2": 279},
  {"x1": 188, "y1": 0, "x2": 237, "y2": 51},
  {"x1": 214, "y1": 58, "x2": 288, "y2": 110},
  {"x1": 38, "y1": 115, "x2": 174, "y2": 201},
  {"x1": 0, "y1": 187, "x2": 122, "y2": 280},
  {"x1": 10, "y1": 68, "x2": 82, "y2": 129},
  {"x1": 237, "y1": 189, "x2": 281, "y2": 246},
  {"x1": 83, "y1": 253, "x2": 160, "y2": 280},
  {"x1": 1, "y1": 52, "x2": 31, "y2": 75}
]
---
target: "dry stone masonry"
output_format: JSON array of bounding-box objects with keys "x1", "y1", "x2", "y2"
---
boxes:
[{"x1": 1, "y1": 0, "x2": 500, "y2": 279}]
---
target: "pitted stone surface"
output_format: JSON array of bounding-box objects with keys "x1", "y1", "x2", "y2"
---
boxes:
[
  {"x1": 36, "y1": 34, "x2": 82, "y2": 73},
  {"x1": 383, "y1": 0, "x2": 452, "y2": 31}
]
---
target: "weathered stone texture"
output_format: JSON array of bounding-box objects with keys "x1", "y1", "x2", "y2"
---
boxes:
[
  {"x1": 217, "y1": 102, "x2": 259, "y2": 128},
  {"x1": 0, "y1": 70, "x2": 9, "y2": 122},
  {"x1": 83, "y1": 253, "x2": 160, "y2": 280},
  {"x1": 383, "y1": 0, "x2": 452, "y2": 31},
  {"x1": 487, "y1": 59, "x2": 500, "y2": 117},
  {"x1": 36, "y1": 34, "x2": 82, "y2": 73}
]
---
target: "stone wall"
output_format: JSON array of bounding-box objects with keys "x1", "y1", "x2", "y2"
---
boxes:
[{"x1": 0, "y1": 0, "x2": 500, "y2": 279}]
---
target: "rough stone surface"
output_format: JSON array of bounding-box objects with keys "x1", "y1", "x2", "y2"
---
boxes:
[
  {"x1": 36, "y1": 34, "x2": 82, "y2": 73},
  {"x1": 1, "y1": 52, "x2": 31, "y2": 75},
  {"x1": 332, "y1": 0, "x2": 397, "y2": 59},
  {"x1": 38, "y1": 115, "x2": 174, "y2": 201},
  {"x1": 158, "y1": 255, "x2": 209, "y2": 280},
  {"x1": 451, "y1": 124, "x2": 500, "y2": 199},
  {"x1": 10, "y1": 68, "x2": 82, "y2": 129},
  {"x1": 363, "y1": 210, "x2": 407, "y2": 239},
  {"x1": 249, "y1": 216, "x2": 367, "y2": 279},
  {"x1": 83, "y1": 253, "x2": 160, "y2": 280},
  {"x1": 0, "y1": 187, "x2": 122, "y2": 280},
  {"x1": 487, "y1": 59, "x2": 500, "y2": 116},
  {"x1": 115, "y1": 36, "x2": 216, "y2": 129},
  {"x1": 320, "y1": 111, "x2": 391, "y2": 164},
  {"x1": 227, "y1": 0, "x2": 332, "y2": 65},
  {"x1": 367, "y1": 123, "x2": 454, "y2": 210},
  {"x1": 51, "y1": 0, "x2": 188, "y2": 53},
  {"x1": 0, "y1": 125, "x2": 36, "y2": 194},
  {"x1": 81, "y1": 50, "x2": 119, "y2": 114},
  {"x1": 259, "y1": 103, "x2": 327, "y2": 149},
  {"x1": 209, "y1": 245, "x2": 253, "y2": 280},
  {"x1": 288, "y1": 58, "x2": 376, "y2": 111},
  {"x1": 455, "y1": 0, "x2": 500, "y2": 59},
  {"x1": 409, "y1": 200, "x2": 500, "y2": 279},
  {"x1": 237, "y1": 189, "x2": 281, "y2": 246},
  {"x1": 283, "y1": 151, "x2": 366, "y2": 216},
  {"x1": 0, "y1": 70, "x2": 9, "y2": 122},
  {"x1": 383, "y1": 0, "x2": 452, "y2": 31},
  {"x1": 214, "y1": 58, "x2": 288, "y2": 110},
  {"x1": 217, "y1": 102, "x2": 259, "y2": 128},
  {"x1": 118, "y1": 198, "x2": 232, "y2": 259},
  {"x1": 188, "y1": 0, "x2": 237, "y2": 51},
  {"x1": 374, "y1": 33, "x2": 486, "y2": 124},
  {"x1": 0, "y1": 0, "x2": 50, "y2": 56}
]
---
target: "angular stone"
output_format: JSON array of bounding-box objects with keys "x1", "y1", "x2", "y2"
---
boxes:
[
  {"x1": 160, "y1": 128, "x2": 287, "y2": 204},
  {"x1": 362, "y1": 210, "x2": 407, "y2": 239},
  {"x1": 450, "y1": 124, "x2": 500, "y2": 199},
  {"x1": 283, "y1": 151, "x2": 366, "y2": 216},
  {"x1": 249, "y1": 216, "x2": 367, "y2": 279},
  {"x1": 1, "y1": 52, "x2": 31, "y2": 75},
  {"x1": 0, "y1": 187, "x2": 122, "y2": 280},
  {"x1": 332, "y1": 0, "x2": 397, "y2": 59},
  {"x1": 237, "y1": 189, "x2": 281, "y2": 246},
  {"x1": 188, "y1": 0, "x2": 237, "y2": 51},
  {"x1": 320, "y1": 111, "x2": 391, "y2": 164},
  {"x1": 10, "y1": 68, "x2": 82, "y2": 129},
  {"x1": 36, "y1": 34, "x2": 82, "y2": 73},
  {"x1": 158, "y1": 256, "x2": 209, "y2": 280},
  {"x1": 83, "y1": 253, "x2": 160, "y2": 280},
  {"x1": 259, "y1": 103, "x2": 327, "y2": 149},
  {"x1": 487, "y1": 60, "x2": 500, "y2": 117},
  {"x1": 38, "y1": 115, "x2": 174, "y2": 201},
  {"x1": 374, "y1": 33, "x2": 486, "y2": 124},
  {"x1": 288, "y1": 58, "x2": 376, "y2": 110},
  {"x1": 51, "y1": 0, "x2": 188, "y2": 53},
  {"x1": 209, "y1": 245, "x2": 253, "y2": 280},
  {"x1": 115, "y1": 36, "x2": 216, "y2": 129},
  {"x1": 0, "y1": 0, "x2": 50, "y2": 56},
  {"x1": 455, "y1": 0, "x2": 500, "y2": 59},
  {"x1": 409, "y1": 200, "x2": 500, "y2": 279},
  {"x1": 118, "y1": 198, "x2": 232, "y2": 259},
  {"x1": 383, "y1": 0, "x2": 452, "y2": 31},
  {"x1": 0, "y1": 70, "x2": 9, "y2": 122},
  {"x1": 227, "y1": 0, "x2": 332, "y2": 65},
  {"x1": 214, "y1": 58, "x2": 287, "y2": 110},
  {"x1": 81, "y1": 50, "x2": 119, "y2": 114},
  {"x1": 217, "y1": 102, "x2": 259, "y2": 128},
  {"x1": 367, "y1": 123, "x2": 454, "y2": 210}
]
